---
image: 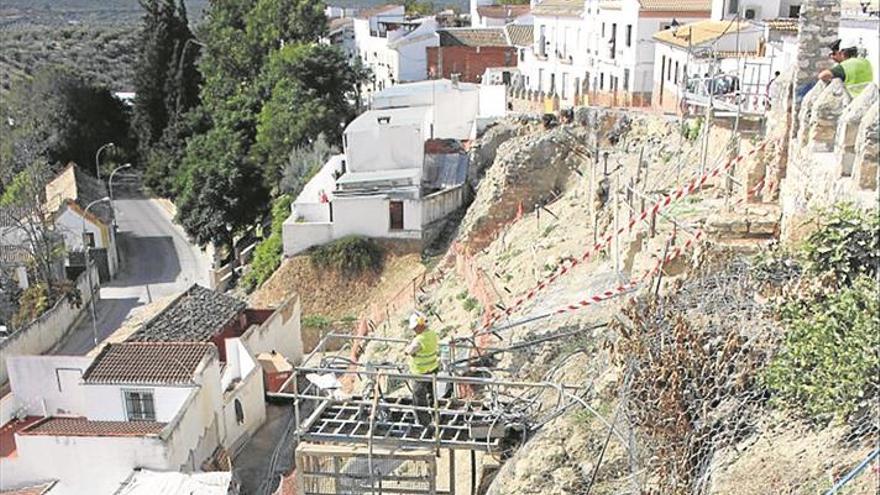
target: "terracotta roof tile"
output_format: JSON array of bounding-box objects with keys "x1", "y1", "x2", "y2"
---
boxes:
[
  {"x1": 532, "y1": 0, "x2": 584, "y2": 17},
  {"x1": 20, "y1": 417, "x2": 166, "y2": 437},
  {"x1": 476, "y1": 4, "x2": 530, "y2": 19},
  {"x1": 505, "y1": 24, "x2": 533, "y2": 47},
  {"x1": 83, "y1": 342, "x2": 215, "y2": 385},
  {"x1": 438, "y1": 28, "x2": 509, "y2": 47},
  {"x1": 653, "y1": 20, "x2": 753, "y2": 48},
  {"x1": 0, "y1": 481, "x2": 58, "y2": 495},
  {"x1": 129, "y1": 284, "x2": 247, "y2": 343},
  {"x1": 639, "y1": 0, "x2": 711, "y2": 11},
  {"x1": 356, "y1": 4, "x2": 403, "y2": 20},
  {"x1": 763, "y1": 17, "x2": 799, "y2": 33}
]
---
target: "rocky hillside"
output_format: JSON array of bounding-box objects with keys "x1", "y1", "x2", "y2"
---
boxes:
[{"x1": 358, "y1": 105, "x2": 878, "y2": 494}]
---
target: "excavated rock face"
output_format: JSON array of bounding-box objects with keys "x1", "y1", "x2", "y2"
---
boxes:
[
  {"x1": 456, "y1": 125, "x2": 590, "y2": 252},
  {"x1": 467, "y1": 121, "x2": 520, "y2": 191}
]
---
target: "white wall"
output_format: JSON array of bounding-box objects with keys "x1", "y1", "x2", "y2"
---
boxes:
[
  {"x1": 220, "y1": 341, "x2": 265, "y2": 453},
  {"x1": 6, "y1": 355, "x2": 92, "y2": 417},
  {"x1": 389, "y1": 18, "x2": 439, "y2": 83},
  {"x1": 4, "y1": 432, "x2": 170, "y2": 494},
  {"x1": 433, "y1": 88, "x2": 481, "y2": 138},
  {"x1": 282, "y1": 221, "x2": 334, "y2": 256},
  {"x1": 55, "y1": 206, "x2": 118, "y2": 276},
  {"x1": 82, "y1": 384, "x2": 193, "y2": 423},
  {"x1": 423, "y1": 186, "x2": 465, "y2": 224},
  {"x1": 478, "y1": 85, "x2": 507, "y2": 117},
  {"x1": 0, "y1": 264, "x2": 97, "y2": 386},
  {"x1": 840, "y1": 18, "x2": 880, "y2": 84},
  {"x1": 344, "y1": 110, "x2": 430, "y2": 173},
  {"x1": 242, "y1": 295, "x2": 303, "y2": 365}
]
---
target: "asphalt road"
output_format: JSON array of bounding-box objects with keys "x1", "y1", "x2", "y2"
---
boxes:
[{"x1": 52, "y1": 187, "x2": 210, "y2": 355}]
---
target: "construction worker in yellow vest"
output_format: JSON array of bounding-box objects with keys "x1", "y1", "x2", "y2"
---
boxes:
[
  {"x1": 405, "y1": 311, "x2": 439, "y2": 428},
  {"x1": 818, "y1": 38, "x2": 874, "y2": 97}
]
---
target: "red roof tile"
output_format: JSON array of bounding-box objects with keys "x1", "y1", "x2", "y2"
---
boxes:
[
  {"x1": 20, "y1": 417, "x2": 166, "y2": 437},
  {"x1": 476, "y1": 4, "x2": 530, "y2": 19},
  {"x1": 83, "y1": 342, "x2": 215, "y2": 385},
  {"x1": 0, "y1": 416, "x2": 42, "y2": 458},
  {"x1": 0, "y1": 481, "x2": 58, "y2": 495}
]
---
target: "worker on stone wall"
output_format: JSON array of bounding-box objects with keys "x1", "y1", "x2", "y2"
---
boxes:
[
  {"x1": 405, "y1": 311, "x2": 439, "y2": 429},
  {"x1": 818, "y1": 38, "x2": 874, "y2": 97}
]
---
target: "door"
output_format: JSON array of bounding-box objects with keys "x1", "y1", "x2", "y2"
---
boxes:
[{"x1": 389, "y1": 201, "x2": 404, "y2": 231}]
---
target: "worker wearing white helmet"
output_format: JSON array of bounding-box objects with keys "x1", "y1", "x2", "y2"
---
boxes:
[
  {"x1": 818, "y1": 37, "x2": 874, "y2": 97},
  {"x1": 405, "y1": 311, "x2": 439, "y2": 428}
]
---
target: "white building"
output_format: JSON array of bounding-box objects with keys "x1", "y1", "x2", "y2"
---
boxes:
[
  {"x1": 0, "y1": 342, "x2": 255, "y2": 494},
  {"x1": 44, "y1": 163, "x2": 119, "y2": 282},
  {"x1": 518, "y1": 0, "x2": 589, "y2": 108},
  {"x1": 470, "y1": 0, "x2": 532, "y2": 27},
  {"x1": 584, "y1": 0, "x2": 711, "y2": 107},
  {"x1": 353, "y1": 5, "x2": 440, "y2": 102},
  {"x1": 0, "y1": 285, "x2": 303, "y2": 494},
  {"x1": 325, "y1": 17, "x2": 357, "y2": 62},
  {"x1": 282, "y1": 80, "x2": 506, "y2": 256},
  {"x1": 710, "y1": 0, "x2": 802, "y2": 21}
]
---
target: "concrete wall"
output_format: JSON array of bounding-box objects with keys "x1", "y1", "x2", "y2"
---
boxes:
[
  {"x1": 55, "y1": 207, "x2": 118, "y2": 277},
  {"x1": 82, "y1": 384, "x2": 193, "y2": 423},
  {"x1": 241, "y1": 294, "x2": 303, "y2": 365},
  {"x1": 423, "y1": 186, "x2": 465, "y2": 225},
  {"x1": 3, "y1": 432, "x2": 170, "y2": 494},
  {"x1": 220, "y1": 341, "x2": 265, "y2": 454},
  {"x1": 6, "y1": 355, "x2": 92, "y2": 417},
  {"x1": 282, "y1": 221, "x2": 333, "y2": 257},
  {"x1": 0, "y1": 264, "x2": 97, "y2": 386}
]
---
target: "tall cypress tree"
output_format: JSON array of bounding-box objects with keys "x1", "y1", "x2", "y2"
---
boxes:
[{"x1": 132, "y1": 0, "x2": 199, "y2": 160}]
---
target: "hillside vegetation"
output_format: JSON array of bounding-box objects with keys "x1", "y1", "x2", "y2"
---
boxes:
[{"x1": 0, "y1": 25, "x2": 139, "y2": 95}]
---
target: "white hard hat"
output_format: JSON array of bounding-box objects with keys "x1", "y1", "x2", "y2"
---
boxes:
[
  {"x1": 408, "y1": 312, "x2": 426, "y2": 330},
  {"x1": 830, "y1": 36, "x2": 861, "y2": 52}
]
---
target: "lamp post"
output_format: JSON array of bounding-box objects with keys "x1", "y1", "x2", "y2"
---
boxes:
[
  {"x1": 83, "y1": 197, "x2": 110, "y2": 346},
  {"x1": 95, "y1": 142, "x2": 115, "y2": 181},
  {"x1": 108, "y1": 163, "x2": 132, "y2": 230}
]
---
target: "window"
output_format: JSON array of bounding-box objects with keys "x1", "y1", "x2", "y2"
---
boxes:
[
  {"x1": 520, "y1": 49, "x2": 525, "y2": 62},
  {"x1": 234, "y1": 399, "x2": 245, "y2": 425},
  {"x1": 538, "y1": 69, "x2": 544, "y2": 91},
  {"x1": 674, "y1": 61, "x2": 679, "y2": 84},
  {"x1": 625, "y1": 25, "x2": 632, "y2": 47},
  {"x1": 550, "y1": 73, "x2": 556, "y2": 94},
  {"x1": 623, "y1": 69, "x2": 630, "y2": 91},
  {"x1": 561, "y1": 73, "x2": 568, "y2": 99},
  {"x1": 667, "y1": 60, "x2": 672, "y2": 81},
  {"x1": 601, "y1": 23, "x2": 605, "y2": 38},
  {"x1": 600, "y1": 72, "x2": 605, "y2": 90},
  {"x1": 389, "y1": 201, "x2": 404, "y2": 230},
  {"x1": 83, "y1": 232, "x2": 95, "y2": 248},
  {"x1": 788, "y1": 5, "x2": 800, "y2": 17},
  {"x1": 124, "y1": 390, "x2": 156, "y2": 421}
]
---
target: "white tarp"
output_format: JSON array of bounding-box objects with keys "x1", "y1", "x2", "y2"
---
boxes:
[
  {"x1": 115, "y1": 470, "x2": 232, "y2": 495},
  {"x1": 344, "y1": 106, "x2": 430, "y2": 173}
]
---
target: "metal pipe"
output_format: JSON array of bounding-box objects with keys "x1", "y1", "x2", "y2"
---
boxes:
[{"x1": 286, "y1": 367, "x2": 584, "y2": 390}]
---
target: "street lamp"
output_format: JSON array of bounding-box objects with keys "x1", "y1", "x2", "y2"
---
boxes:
[
  {"x1": 82, "y1": 197, "x2": 110, "y2": 346},
  {"x1": 95, "y1": 142, "x2": 115, "y2": 181},
  {"x1": 108, "y1": 163, "x2": 132, "y2": 230}
]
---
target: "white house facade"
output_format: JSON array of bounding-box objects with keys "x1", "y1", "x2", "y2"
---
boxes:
[
  {"x1": 281, "y1": 80, "x2": 505, "y2": 256},
  {"x1": 518, "y1": 0, "x2": 589, "y2": 108},
  {"x1": 0, "y1": 342, "x2": 259, "y2": 494}
]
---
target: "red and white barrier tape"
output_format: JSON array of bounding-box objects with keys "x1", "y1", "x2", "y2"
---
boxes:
[
  {"x1": 483, "y1": 139, "x2": 769, "y2": 328},
  {"x1": 552, "y1": 230, "x2": 704, "y2": 315}
]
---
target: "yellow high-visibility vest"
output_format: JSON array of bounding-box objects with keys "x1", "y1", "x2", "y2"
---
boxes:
[{"x1": 409, "y1": 329, "x2": 439, "y2": 374}]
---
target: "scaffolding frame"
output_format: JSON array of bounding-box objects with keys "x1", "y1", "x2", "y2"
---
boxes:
[{"x1": 272, "y1": 333, "x2": 588, "y2": 495}]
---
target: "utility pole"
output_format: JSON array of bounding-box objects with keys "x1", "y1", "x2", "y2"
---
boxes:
[
  {"x1": 94, "y1": 142, "x2": 114, "y2": 181},
  {"x1": 83, "y1": 197, "x2": 110, "y2": 346}
]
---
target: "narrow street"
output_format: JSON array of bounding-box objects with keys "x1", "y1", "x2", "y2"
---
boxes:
[{"x1": 52, "y1": 184, "x2": 211, "y2": 355}]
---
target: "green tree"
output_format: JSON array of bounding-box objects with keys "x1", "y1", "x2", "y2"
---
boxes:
[
  {"x1": 252, "y1": 43, "x2": 363, "y2": 184},
  {"x1": 132, "y1": 0, "x2": 200, "y2": 157},
  {"x1": 1, "y1": 67, "x2": 133, "y2": 177},
  {"x1": 175, "y1": 125, "x2": 268, "y2": 250}
]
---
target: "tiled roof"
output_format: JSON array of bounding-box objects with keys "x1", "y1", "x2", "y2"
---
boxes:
[
  {"x1": 0, "y1": 481, "x2": 58, "y2": 495},
  {"x1": 44, "y1": 163, "x2": 112, "y2": 225},
  {"x1": 356, "y1": 4, "x2": 402, "y2": 19},
  {"x1": 505, "y1": 24, "x2": 533, "y2": 47},
  {"x1": 476, "y1": 4, "x2": 530, "y2": 19},
  {"x1": 328, "y1": 17, "x2": 353, "y2": 33},
  {"x1": 653, "y1": 20, "x2": 753, "y2": 48},
  {"x1": 438, "y1": 28, "x2": 509, "y2": 47},
  {"x1": 533, "y1": 0, "x2": 583, "y2": 17},
  {"x1": 83, "y1": 342, "x2": 216, "y2": 385},
  {"x1": 20, "y1": 417, "x2": 166, "y2": 437},
  {"x1": 763, "y1": 17, "x2": 799, "y2": 33},
  {"x1": 639, "y1": 0, "x2": 711, "y2": 11},
  {"x1": 129, "y1": 284, "x2": 247, "y2": 343}
]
